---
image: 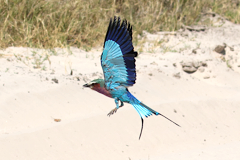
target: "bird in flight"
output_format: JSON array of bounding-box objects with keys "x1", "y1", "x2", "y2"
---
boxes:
[{"x1": 83, "y1": 16, "x2": 180, "y2": 139}]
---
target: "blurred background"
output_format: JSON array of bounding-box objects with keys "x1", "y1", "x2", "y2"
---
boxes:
[{"x1": 0, "y1": 0, "x2": 239, "y2": 49}]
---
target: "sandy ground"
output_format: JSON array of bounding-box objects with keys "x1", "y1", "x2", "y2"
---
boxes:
[{"x1": 0, "y1": 14, "x2": 240, "y2": 159}]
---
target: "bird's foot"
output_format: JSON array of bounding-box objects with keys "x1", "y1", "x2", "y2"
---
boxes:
[{"x1": 107, "y1": 108, "x2": 118, "y2": 117}]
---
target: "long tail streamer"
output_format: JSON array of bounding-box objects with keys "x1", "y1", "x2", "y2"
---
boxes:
[{"x1": 137, "y1": 103, "x2": 181, "y2": 140}]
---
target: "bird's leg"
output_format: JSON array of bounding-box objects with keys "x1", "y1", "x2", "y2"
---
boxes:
[{"x1": 107, "y1": 98, "x2": 124, "y2": 116}]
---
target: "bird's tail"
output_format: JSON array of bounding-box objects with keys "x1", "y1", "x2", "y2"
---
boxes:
[
  {"x1": 127, "y1": 92, "x2": 159, "y2": 118},
  {"x1": 127, "y1": 92, "x2": 180, "y2": 139},
  {"x1": 131, "y1": 101, "x2": 159, "y2": 118}
]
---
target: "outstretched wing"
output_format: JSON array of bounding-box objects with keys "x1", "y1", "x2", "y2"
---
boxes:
[{"x1": 101, "y1": 16, "x2": 138, "y2": 90}]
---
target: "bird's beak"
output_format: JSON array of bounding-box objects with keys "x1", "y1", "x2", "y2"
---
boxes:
[{"x1": 83, "y1": 83, "x2": 90, "y2": 87}]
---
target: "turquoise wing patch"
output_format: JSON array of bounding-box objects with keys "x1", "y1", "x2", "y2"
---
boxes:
[{"x1": 101, "y1": 17, "x2": 138, "y2": 89}]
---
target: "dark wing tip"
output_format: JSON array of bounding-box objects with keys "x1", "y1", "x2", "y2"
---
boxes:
[
  {"x1": 134, "y1": 51, "x2": 138, "y2": 57},
  {"x1": 104, "y1": 16, "x2": 134, "y2": 47}
]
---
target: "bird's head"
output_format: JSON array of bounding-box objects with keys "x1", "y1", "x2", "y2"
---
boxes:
[
  {"x1": 83, "y1": 79, "x2": 105, "y2": 89},
  {"x1": 83, "y1": 78, "x2": 112, "y2": 98}
]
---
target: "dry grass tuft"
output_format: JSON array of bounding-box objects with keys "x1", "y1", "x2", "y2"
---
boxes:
[{"x1": 0, "y1": 0, "x2": 239, "y2": 49}]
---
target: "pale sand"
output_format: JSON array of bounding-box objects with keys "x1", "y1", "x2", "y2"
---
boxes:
[{"x1": 0, "y1": 15, "x2": 240, "y2": 159}]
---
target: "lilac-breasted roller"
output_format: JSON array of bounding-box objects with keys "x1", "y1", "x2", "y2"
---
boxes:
[{"x1": 83, "y1": 17, "x2": 180, "y2": 139}]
